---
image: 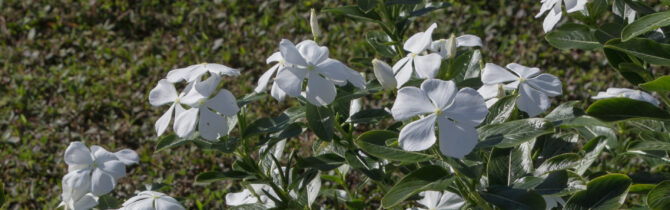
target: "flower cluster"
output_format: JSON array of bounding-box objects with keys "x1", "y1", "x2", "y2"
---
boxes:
[
  {"x1": 149, "y1": 63, "x2": 241, "y2": 141},
  {"x1": 536, "y1": 0, "x2": 588, "y2": 32},
  {"x1": 59, "y1": 142, "x2": 139, "y2": 209},
  {"x1": 255, "y1": 39, "x2": 366, "y2": 106}
]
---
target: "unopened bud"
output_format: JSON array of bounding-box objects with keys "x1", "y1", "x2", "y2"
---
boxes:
[
  {"x1": 310, "y1": 8, "x2": 321, "y2": 40},
  {"x1": 372, "y1": 59, "x2": 397, "y2": 90}
]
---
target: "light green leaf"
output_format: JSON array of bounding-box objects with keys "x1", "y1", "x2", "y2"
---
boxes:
[
  {"x1": 622, "y1": 11, "x2": 670, "y2": 41},
  {"x1": 648, "y1": 180, "x2": 670, "y2": 210},
  {"x1": 546, "y1": 23, "x2": 602, "y2": 50},
  {"x1": 535, "y1": 153, "x2": 581, "y2": 176},
  {"x1": 640, "y1": 75, "x2": 670, "y2": 93}
]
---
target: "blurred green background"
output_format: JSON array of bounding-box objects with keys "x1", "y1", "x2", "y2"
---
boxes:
[{"x1": 0, "y1": 0, "x2": 618, "y2": 208}]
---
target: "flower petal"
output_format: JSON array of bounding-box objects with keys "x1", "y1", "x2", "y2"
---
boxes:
[
  {"x1": 527, "y1": 73, "x2": 562, "y2": 96},
  {"x1": 438, "y1": 117, "x2": 477, "y2": 159},
  {"x1": 65, "y1": 142, "x2": 93, "y2": 167},
  {"x1": 155, "y1": 104, "x2": 175, "y2": 136},
  {"x1": 74, "y1": 193, "x2": 99, "y2": 210},
  {"x1": 392, "y1": 56, "x2": 410, "y2": 74},
  {"x1": 279, "y1": 39, "x2": 308, "y2": 66},
  {"x1": 90, "y1": 168, "x2": 117, "y2": 196},
  {"x1": 198, "y1": 108, "x2": 228, "y2": 141},
  {"x1": 207, "y1": 63, "x2": 240, "y2": 76},
  {"x1": 149, "y1": 79, "x2": 178, "y2": 106},
  {"x1": 565, "y1": 0, "x2": 587, "y2": 13},
  {"x1": 255, "y1": 64, "x2": 279, "y2": 93},
  {"x1": 542, "y1": 4, "x2": 562, "y2": 33},
  {"x1": 206, "y1": 89, "x2": 240, "y2": 116},
  {"x1": 275, "y1": 66, "x2": 308, "y2": 97},
  {"x1": 226, "y1": 189, "x2": 258, "y2": 206},
  {"x1": 398, "y1": 114, "x2": 437, "y2": 151},
  {"x1": 97, "y1": 160, "x2": 126, "y2": 179},
  {"x1": 297, "y1": 40, "x2": 329, "y2": 65},
  {"x1": 316, "y1": 58, "x2": 350, "y2": 85},
  {"x1": 517, "y1": 82, "x2": 551, "y2": 117},
  {"x1": 306, "y1": 73, "x2": 336, "y2": 106},
  {"x1": 62, "y1": 169, "x2": 92, "y2": 201},
  {"x1": 266, "y1": 51, "x2": 283, "y2": 64},
  {"x1": 271, "y1": 82, "x2": 287, "y2": 101},
  {"x1": 506, "y1": 63, "x2": 541, "y2": 79},
  {"x1": 481, "y1": 63, "x2": 518, "y2": 84},
  {"x1": 114, "y1": 149, "x2": 139, "y2": 165},
  {"x1": 166, "y1": 65, "x2": 197, "y2": 83},
  {"x1": 91, "y1": 145, "x2": 118, "y2": 163},
  {"x1": 404, "y1": 23, "x2": 437, "y2": 54},
  {"x1": 394, "y1": 58, "x2": 414, "y2": 88},
  {"x1": 413, "y1": 53, "x2": 442, "y2": 79},
  {"x1": 418, "y1": 191, "x2": 442, "y2": 209},
  {"x1": 456, "y1": 34, "x2": 483, "y2": 47},
  {"x1": 194, "y1": 73, "x2": 221, "y2": 98},
  {"x1": 174, "y1": 107, "x2": 199, "y2": 138},
  {"x1": 444, "y1": 88, "x2": 488, "y2": 127},
  {"x1": 156, "y1": 196, "x2": 186, "y2": 210},
  {"x1": 421, "y1": 79, "x2": 457, "y2": 109},
  {"x1": 391, "y1": 87, "x2": 436, "y2": 120},
  {"x1": 372, "y1": 59, "x2": 397, "y2": 90},
  {"x1": 435, "y1": 191, "x2": 466, "y2": 209},
  {"x1": 477, "y1": 84, "x2": 500, "y2": 100}
]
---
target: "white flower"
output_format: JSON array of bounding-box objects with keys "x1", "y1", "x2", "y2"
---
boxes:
[
  {"x1": 59, "y1": 170, "x2": 98, "y2": 210},
  {"x1": 477, "y1": 84, "x2": 505, "y2": 108},
  {"x1": 393, "y1": 23, "x2": 443, "y2": 87},
  {"x1": 255, "y1": 52, "x2": 289, "y2": 101},
  {"x1": 63, "y1": 142, "x2": 138, "y2": 196},
  {"x1": 592, "y1": 88, "x2": 659, "y2": 106},
  {"x1": 391, "y1": 79, "x2": 488, "y2": 158},
  {"x1": 310, "y1": 8, "x2": 321, "y2": 40},
  {"x1": 412, "y1": 190, "x2": 465, "y2": 210},
  {"x1": 166, "y1": 63, "x2": 239, "y2": 83},
  {"x1": 481, "y1": 63, "x2": 562, "y2": 117},
  {"x1": 172, "y1": 75, "x2": 240, "y2": 140},
  {"x1": 274, "y1": 39, "x2": 366, "y2": 106},
  {"x1": 613, "y1": 1, "x2": 637, "y2": 24},
  {"x1": 225, "y1": 184, "x2": 278, "y2": 208},
  {"x1": 431, "y1": 34, "x2": 483, "y2": 59},
  {"x1": 535, "y1": 0, "x2": 588, "y2": 32},
  {"x1": 120, "y1": 191, "x2": 185, "y2": 210},
  {"x1": 372, "y1": 59, "x2": 397, "y2": 90}
]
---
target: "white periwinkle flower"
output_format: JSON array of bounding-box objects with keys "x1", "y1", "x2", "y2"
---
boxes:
[
  {"x1": 477, "y1": 83, "x2": 505, "y2": 108},
  {"x1": 59, "y1": 170, "x2": 98, "y2": 210},
  {"x1": 274, "y1": 39, "x2": 366, "y2": 106},
  {"x1": 393, "y1": 23, "x2": 443, "y2": 87},
  {"x1": 255, "y1": 52, "x2": 288, "y2": 101},
  {"x1": 431, "y1": 34, "x2": 483, "y2": 59},
  {"x1": 536, "y1": 0, "x2": 588, "y2": 32},
  {"x1": 166, "y1": 63, "x2": 239, "y2": 83},
  {"x1": 310, "y1": 8, "x2": 321, "y2": 40},
  {"x1": 391, "y1": 79, "x2": 488, "y2": 158},
  {"x1": 120, "y1": 191, "x2": 185, "y2": 210},
  {"x1": 372, "y1": 58, "x2": 397, "y2": 90},
  {"x1": 225, "y1": 184, "x2": 278, "y2": 208},
  {"x1": 592, "y1": 88, "x2": 660, "y2": 106},
  {"x1": 481, "y1": 63, "x2": 562, "y2": 117},
  {"x1": 412, "y1": 190, "x2": 465, "y2": 210},
  {"x1": 63, "y1": 142, "x2": 139, "y2": 196},
  {"x1": 172, "y1": 75, "x2": 240, "y2": 140}
]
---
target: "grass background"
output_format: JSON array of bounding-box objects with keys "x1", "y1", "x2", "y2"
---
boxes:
[{"x1": 0, "y1": 0, "x2": 624, "y2": 209}]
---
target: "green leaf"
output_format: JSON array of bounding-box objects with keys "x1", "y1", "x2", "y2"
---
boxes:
[
  {"x1": 564, "y1": 174, "x2": 632, "y2": 210},
  {"x1": 97, "y1": 194, "x2": 121, "y2": 209},
  {"x1": 381, "y1": 165, "x2": 451, "y2": 208},
  {"x1": 641, "y1": 75, "x2": 670, "y2": 92},
  {"x1": 366, "y1": 31, "x2": 397, "y2": 58},
  {"x1": 447, "y1": 50, "x2": 481, "y2": 82},
  {"x1": 350, "y1": 109, "x2": 391, "y2": 123},
  {"x1": 605, "y1": 38, "x2": 670, "y2": 66},
  {"x1": 603, "y1": 41, "x2": 647, "y2": 85},
  {"x1": 587, "y1": 0, "x2": 608, "y2": 21},
  {"x1": 648, "y1": 180, "x2": 670, "y2": 210},
  {"x1": 155, "y1": 134, "x2": 190, "y2": 152},
  {"x1": 629, "y1": 140, "x2": 670, "y2": 151},
  {"x1": 357, "y1": 0, "x2": 379, "y2": 13},
  {"x1": 344, "y1": 151, "x2": 384, "y2": 181},
  {"x1": 194, "y1": 170, "x2": 249, "y2": 184},
  {"x1": 629, "y1": 183, "x2": 656, "y2": 194},
  {"x1": 478, "y1": 118, "x2": 554, "y2": 148},
  {"x1": 0, "y1": 183, "x2": 3, "y2": 207},
  {"x1": 487, "y1": 144, "x2": 534, "y2": 187},
  {"x1": 586, "y1": 97, "x2": 670, "y2": 121},
  {"x1": 535, "y1": 170, "x2": 569, "y2": 195},
  {"x1": 622, "y1": 11, "x2": 670, "y2": 41},
  {"x1": 546, "y1": 23, "x2": 602, "y2": 50},
  {"x1": 482, "y1": 95, "x2": 517, "y2": 125},
  {"x1": 355, "y1": 130, "x2": 433, "y2": 163},
  {"x1": 324, "y1": 6, "x2": 382, "y2": 23},
  {"x1": 305, "y1": 103, "x2": 334, "y2": 141},
  {"x1": 480, "y1": 188, "x2": 546, "y2": 210},
  {"x1": 296, "y1": 153, "x2": 344, "y2": 171},
  {"x1": 535, "y1": 153, "x2": 581, "y2": 175},
  {"x1": 618, "y1": 62, "x2": 653, "y2": 84},
  {"x1": 576, "y1": 137, "x2": 608, "y2": 175}
]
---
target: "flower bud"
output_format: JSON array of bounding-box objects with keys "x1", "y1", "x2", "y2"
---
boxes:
[
  {"x1": 310, "y1": 8, "x2": 321, "y2": 40},
  {"x1": 372, "y1": 59, "x2": 397, "y2": 90},
  {"x1": 446, "y1": 33, "x2": 457, "y2": 59}
]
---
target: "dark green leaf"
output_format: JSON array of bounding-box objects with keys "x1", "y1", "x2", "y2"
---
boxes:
[
  {"x1": 357, "y1": 0, "x2": 379, "y2": 13},
  {"x1": 237, "y1": 92, "x2": 267, "y2": 107},
  {"x1": 535, "y1": 170, "x2": 569, "y2": 195},
  {"x1": 478, "y1": 118, "x2": 554, "y2": 148},
  {"x1": 648, "y1": 180, "x2": 670, "y2": 210},
  {"x1": 366, "y1": 31, "x2": 397, "y2": 58},
  {"x1": 483, "y1": 95, "x2": 517, "y2": 125},
  {"x1": 344, "y1": 151, "x2": 384, "y2": 181},
  {"x1": 535, "y1": 153, "x2": 580, "y2": 175},
  {"x1": 355, "y1": 130, "x2": 433, "y2": 162},
  {"x1": 350, "y1": 109, "x2": 391, "y2": 123},
  {"x1": 480, "y1": 188, "x2": 546, "y2": 210},
  {"x1": 586, "y1": 97, "x2": 670, "y2": 121},
  {"x1": 564, "y1": 174, "x2": 632, "y2": 210},
  {"x1": 622, "y1": 11, "x2": 670, "y2": 41},
  {"x1": 155, "y1": 134, "x2": 190, "y2": 152},
  {"x1": 603, "y1": 41, "x2": 646, "y2": 85},
  {"x1": 629, "y1": 140, "x2": 670, "y2": 151},
  {"x1": 576, "y1": 137, "x2": 608, "y2": 175},
  {"x1": 97, "y1": 195, "x2": 121, "y2": 209},
  {"x1": 305, "y1": 103, "x2": 334, "y2": 141},
  {"x1": 296, "y1": 153, "x2": 345, "y2": 171},
  {"x1": 605, "y1": 38, "x2": 670, "y2": 66},
  {"x1": 324, "y1": 6, "x2": 382, "y2": 23},
  {"x1": 546, "y1": 23, "x2": 602, "y2": 50},
  {"x1": 195, "y1": 171, "x2": 248, "y2": 184},
  {"x1": 381, "y1": 165, "x2": 451, "y2": 208},
  {"x1": 641, "y1": 76, "x2": 670, "y2": 93}
]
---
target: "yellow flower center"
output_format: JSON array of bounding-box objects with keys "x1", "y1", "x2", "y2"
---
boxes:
[
  {"x1": 308, "y1": 65, "x2": 315, "y2": 71},
  {"x1": 411, "y1": 53, "x2": 417, "y2": 58}
]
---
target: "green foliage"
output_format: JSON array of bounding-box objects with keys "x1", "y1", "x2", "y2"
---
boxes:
[
  {"x1": 546, "y1": 23, "x2": 602, "y2": 50},
  {"x1": 647, "y1": 180, "x2": 670, "y2": 210},
  {"x1": 586, "y1": 98, "x2": 670, "y2": 121},
  {"x1": 381, "y1": 165, "x2": 451, "y2": 208},
  {"x1": 564, "y1": 174, "x2": 632, "y2": 210}
]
